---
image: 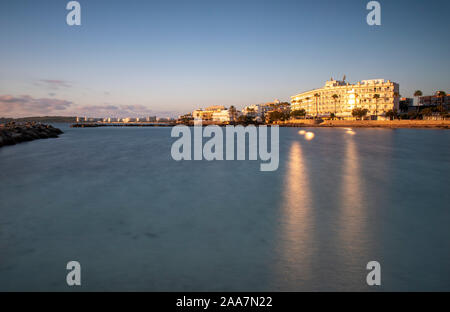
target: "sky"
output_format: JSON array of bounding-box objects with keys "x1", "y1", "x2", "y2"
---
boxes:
[{"x1": 0, "y1": 0, "x2": 449, "y2": 118}]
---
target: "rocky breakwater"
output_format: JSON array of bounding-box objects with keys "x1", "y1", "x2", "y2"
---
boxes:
[{"x1": 0, "y1": 122, "x2": 63, "y2": 148}]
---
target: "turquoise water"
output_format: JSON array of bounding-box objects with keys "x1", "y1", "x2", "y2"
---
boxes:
[{"x1": 0, "y1": 125, "x2": 449, "y2": 291}]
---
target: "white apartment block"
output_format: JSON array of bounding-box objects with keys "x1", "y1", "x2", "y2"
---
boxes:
[{"x1": 291, "y1": 79, "x2": 400, "y2": 118}]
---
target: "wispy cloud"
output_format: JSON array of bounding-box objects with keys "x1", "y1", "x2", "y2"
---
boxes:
[
  {"x1": 76, "y1": 104, "x2": 154, "y2": 117},
  {"x1": 0, "y1": 95, "x2": 181, "y2": 118},
  {"x1": 75, "y1": 104, "x2": 182, "y2": 118},
  {"x1": 35, "y1": 79, "x2": 72, "y2": 90},
  {"x1": 0, "y1": 94, "x2": 72, "y2": 117}
]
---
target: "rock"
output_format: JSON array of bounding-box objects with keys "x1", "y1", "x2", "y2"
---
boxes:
[{"x1": 0, "y1": 122, "x2": 63, "y2": 147}]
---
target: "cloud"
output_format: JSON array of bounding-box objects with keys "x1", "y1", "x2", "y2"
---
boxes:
[
  {"x1": 0, "y1": 94, "x2": 73, "y2": 117},
  {"x1": 76, "y1": 104, "x2": 155, "y2": 117},
  {"x1": 35, "y1": 79, "x2": 72, "y2": 90},
  {"x1": 0, "y1": 95, "x2": 182, "y2": 118},
  {"x1": 75, "y1": 104, "x2": 182, "y2": 118}
]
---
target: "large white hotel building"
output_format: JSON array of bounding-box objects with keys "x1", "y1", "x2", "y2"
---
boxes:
[{"x1": 291, "y1": 79, "x2": 400, "y2": 119}]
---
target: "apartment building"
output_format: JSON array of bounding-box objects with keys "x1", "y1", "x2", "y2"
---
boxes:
[{"x1": 291, "y1": 79, "x2": 400, "y2": 118}]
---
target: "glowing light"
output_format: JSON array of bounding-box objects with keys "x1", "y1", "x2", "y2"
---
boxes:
[
  {"x1": 298, "y1": 130, "x2": 306, "y2": 135},
  {"x1": 347, "y1": 130, "x2": 356, "y2": 135},
  {"x1": 304, "y1": 132, "x2": 315, "y2": 140},
  {"x1": 278, "y1": 142, "x2": 313, "y2": 282}
]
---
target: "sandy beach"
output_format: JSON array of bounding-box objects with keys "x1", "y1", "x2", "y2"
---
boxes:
[{"x1": 280, "y1": 119, "x2": 450, "y2": 129}]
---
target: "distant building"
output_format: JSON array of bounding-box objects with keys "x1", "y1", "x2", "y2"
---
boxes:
[
  {"x1": 243, "y1": 100, "x2": 286, "y2": 118},
  {"x1": 291, "y1": 78, "x2": 400, "y2": 119},
  {"x1": 212, "y1": 109, "x2": 235, "y2": 123},
  {"x1": 192, "y1": 105, "x2": 226, "y2": 121},
  {"x1": 176, "y1": 113, "x2": 193, "y2": 124},
  {"x1": 266, "y1": 101, "x2": 290, "y2": 113},
  {"x1": 399, "y1": 97, "x2": 414, "y2": 112},
  {"x1": 400, "y1": 97, "x2": 414, "y2": 105},
  {"x1": 243, "y1": 104, "x2": 271, "y2": 117},
  {"x1": 419, "y1": 94, "x2": 450, "y2": 107}
]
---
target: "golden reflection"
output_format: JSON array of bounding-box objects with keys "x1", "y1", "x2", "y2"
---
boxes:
[
  {"x1": 339, "y1": 136, "x2": 367, "y2": 261},
  {"x1": 276, "y1": 142, "x2": 314, "y2": 288}
]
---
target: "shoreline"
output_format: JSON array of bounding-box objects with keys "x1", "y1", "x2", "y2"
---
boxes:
[
  {"x1": 70, "y1": 120, "x2": 450, "y2": 129},
  {"x1": 280, "y1": 119, "x2": 450, "y2": 129}
]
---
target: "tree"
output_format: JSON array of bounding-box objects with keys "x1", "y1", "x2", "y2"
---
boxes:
[
  {"x1": 407, "y1": 110, "x2": 420, "y2": 120},
  {"x1": 290, "y1": 109, "x2": 306, "y2": 119},
  {"x1": 421, "y1": 107, "x2": 434, "y2": 116},
  {"x1": 237, "y1": 115, "x2": 256, "y2": 125},
  {"x1": 267, "y1": 111, "x2": 289, "y2": 123},
  {"x1": 414, "y1": 90, "x2": 423, "y2": 107},
  {"x1": 352, "y1": 108, "x2": 369, "y2": 120},
  {"x1": 332, "y1": 94, "x2": 339, "y2": 118},
  {"x1": 385, "y1": 109, "x2": 398, "y2": 120},
  {"x1": 373, "y1": 94, "x2": 380, "y2": 118},
  {"x1": 229, "y1": 106, "x2": 237, "y2": 122},
  {"x1": 314, "y1": 93, "x2": 320, "y2": 118}
]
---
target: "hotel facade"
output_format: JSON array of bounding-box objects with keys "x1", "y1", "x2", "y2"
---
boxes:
[
  {"x1": 192, "y1": 105, "x2": 226, "y2": 121},
  {"x1": 291, "y1": 79, "x2": 400, "y2": 119}
]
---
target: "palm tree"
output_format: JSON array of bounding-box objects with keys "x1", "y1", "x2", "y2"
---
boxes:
[
  {"x1": 373, "y1": 94, "x2": 380, "y2": 118},
  {"x1": 314, "y1": 93, "x2": 320, "y2": 118},
  {"x1": 305, "y1": 97, "x2": 310, "y2": 117},
  {"x1": 332, "y1": 94, "x2": 339, "y2": 119},
  {"x1": 414, "y1": 90, "x2": 423, "y2": 108},
  {"x1": 436, "y1": 91, "x2": 447, "y2": 111},
  {"x1": 229, "y1": 105, "x2": 237, "y2": 122}
]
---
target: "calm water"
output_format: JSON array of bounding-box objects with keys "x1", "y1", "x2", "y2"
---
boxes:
[{"x1": 0, "y1": 125, "x2": 449, "y2": 291}]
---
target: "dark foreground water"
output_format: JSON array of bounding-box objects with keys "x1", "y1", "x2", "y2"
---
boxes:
[{"x1": 0, "y1": 125, "x2": 449, "y2": 291}]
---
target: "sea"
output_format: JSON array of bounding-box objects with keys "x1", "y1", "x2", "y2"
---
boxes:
[{"x1": 0, "y1": 124, "x2": 449, "y2": 291}]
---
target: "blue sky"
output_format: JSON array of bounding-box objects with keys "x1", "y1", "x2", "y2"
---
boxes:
[{"x1": 0, "y1": 0, "x2": 449, "y2": 117}]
